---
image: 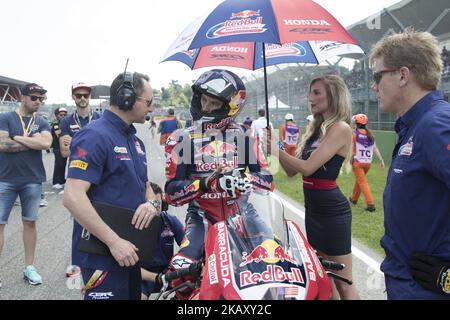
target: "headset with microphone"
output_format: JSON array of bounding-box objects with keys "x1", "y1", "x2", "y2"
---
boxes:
[{"x1": 116, "y1": 58, "x2": 136, "y2": 111}]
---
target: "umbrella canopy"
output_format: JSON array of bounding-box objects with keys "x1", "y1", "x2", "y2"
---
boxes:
[
  {"x1": 189, "y1": 0, "x2": 357, "y2": 47},
  {"x1": 161, "y1": 40, "x2": 364, "y2": 70},
  {"x1": 161, "y1": 0, "x2": 362, "y2": 128}
]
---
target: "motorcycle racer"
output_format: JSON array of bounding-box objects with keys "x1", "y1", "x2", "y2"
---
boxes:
[{"x1": 164, "y1": 69, "x2": 274, "y2": 298}]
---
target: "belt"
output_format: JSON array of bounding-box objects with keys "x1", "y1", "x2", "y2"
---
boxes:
[{"x1": 303, "y1": 177, "x2": 337, "y2": 190}]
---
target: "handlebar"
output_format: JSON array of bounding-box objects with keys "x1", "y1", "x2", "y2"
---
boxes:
[
  {"x1": 155, "y1": 260, "x2": 203, "y2": 300},
  {"x1": 164, "y1": 260, "x2": 203, "y2": 282}
]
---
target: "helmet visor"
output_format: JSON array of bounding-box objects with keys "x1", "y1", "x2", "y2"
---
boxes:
[{"x1": 194, "y1": 70, "x2": 238, "y2": 103}]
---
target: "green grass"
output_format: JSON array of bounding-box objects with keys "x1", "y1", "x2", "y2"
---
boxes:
[{"x1": 272, "y1": 161, "x2": 387, "y2": 256}]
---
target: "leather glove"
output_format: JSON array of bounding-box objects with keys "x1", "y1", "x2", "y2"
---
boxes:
[
  {"x1": 218, "y1": 169, "x2": 253, "y2": 198},
  {"x1": 410, "y1": 252, "x2": 450, "y2": 295}
]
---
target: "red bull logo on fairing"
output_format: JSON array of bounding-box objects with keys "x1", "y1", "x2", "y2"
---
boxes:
[
  {"x1": 239, "y1": 240, "x2": 296, "y2": 267},
  {"x1": 240, "y1": 265, "x2": 304, "y2": 288}
]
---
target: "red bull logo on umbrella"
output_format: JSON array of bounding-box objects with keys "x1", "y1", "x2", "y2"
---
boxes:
[
  {"x1": 265, "y1": 43, "x2": 307, "y2": 59},
  {"x1": 239, "y1": 239, "x2": 296, "y2": 267},
  {"x1": 231, "y1": 10, "x2": 260, "y2": 19},
  {"x1": 206, "y1": 10, "x2": 266, "y2": 39}
]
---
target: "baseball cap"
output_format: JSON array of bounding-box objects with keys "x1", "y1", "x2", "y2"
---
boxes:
[
  {"x1": 285, "y1": 113, "x2": 294, "y2": 121},
  {"x1": 58, "y1": 107, "x2": 68, "y2": 113},
  {"x1": 21, "y1": 83, "x2": 47, "y2": 96},
  {"x1": 71, "y1": 82, "x2": 91, "y2": 93}
]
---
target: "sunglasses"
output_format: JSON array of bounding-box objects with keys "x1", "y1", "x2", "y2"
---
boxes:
[
  {"x1": 373, "y1": 68, "x2": 399, "y2": 85},
  {"x1": 74, "y1": 93, "x2": 90, "y2": 99},
  {"x1": 137, "y1": 97, "x2": 153, "y2": 107},
  {"x1": 29, "y1": 95, "x2": 45, "y2": 102}
]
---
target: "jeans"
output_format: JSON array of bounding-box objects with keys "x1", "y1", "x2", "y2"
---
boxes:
[{"x1": 0, "y1": 181, "x2": 42, "y2": 224}]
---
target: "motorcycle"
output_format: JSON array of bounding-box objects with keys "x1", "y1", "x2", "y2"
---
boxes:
[{"x1": 156, "y1": 190, "x2": 351, "y2": 300}]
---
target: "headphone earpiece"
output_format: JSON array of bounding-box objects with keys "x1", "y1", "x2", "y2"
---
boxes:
[{"x1": 116, "y1": 72, "x2": 136, "y2": 111}]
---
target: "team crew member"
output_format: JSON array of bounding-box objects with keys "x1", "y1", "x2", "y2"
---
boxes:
[
  {"x1": 273, "y1": 75, "x2": 360, "y2": 300},
  {"x1": 349, "y1": 114, "x2": 385, "y2": 212},
  {"x1": 59, "y1": 82, "x2": 101, "y2": 275},
  {"x1": 370, "y1": 30, "x2": 450, "y2": 299},
  {"x1": 59, "y1": 82, "x2": 101, "y2": 158},
  {"x1": 280, "y1": 113, "x2": 300, "y2": 156},
  {"x1": 63, "y1": 72, "x2": 158, "y2": 300},
  {"x1": 164, "y1": 69, "x2": 274, "y2": 299},
  {"x1": 140, "y1": 182, "x2": 184, "y2": 300},
  {"x1": 0, "y1": 83, "x2": 52, "y2": 286},
  {"x1": 50, "y1": 107, "x2": 68, "y2": 189},
  {"x1": 158, "y1": 108, "x2": 181, "y2": 145}
]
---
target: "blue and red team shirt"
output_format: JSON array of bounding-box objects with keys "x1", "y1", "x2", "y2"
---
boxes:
[
  {"x1": 60, "y1": 110, "x2": 101, "y2": 137},
  {"x1": 158, "y1": 116, "x2": 180, "y2": 145},
  {"x1": 67, "y1": 110, "x2": 148, "y2": 271},
  {"x1": 382, "y1": 91, "x2": 450, "y2": 284}
]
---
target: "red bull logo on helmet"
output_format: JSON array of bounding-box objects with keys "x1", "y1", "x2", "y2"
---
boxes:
[
  {"x1": 265, "y1": 43, "x2": 307, "y2": 59},
  {"x1": 206, "y1": 10, "x2": 266, "y2": 39},
  {"x1": 240, "y1": 239, "x2": 295, "y2": 267}
]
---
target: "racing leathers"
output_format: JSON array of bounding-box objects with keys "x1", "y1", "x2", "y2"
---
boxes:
[{"x1": 164, "y1": 123, "x2": 274, "y2": 297}]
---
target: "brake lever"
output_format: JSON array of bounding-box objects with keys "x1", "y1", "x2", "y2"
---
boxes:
[
  {"x1": 326, "y1": 271, "x2": 353, "y2": 285},
  {"x1": 155, "y1": 276, "x2": 169, "y2": 300},
  {"x1": 162, "y1": 282, "x2": 195, "y2": 300}
]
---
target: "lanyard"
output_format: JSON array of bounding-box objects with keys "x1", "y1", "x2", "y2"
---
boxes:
[
  {"x1": 15, "y1": 110, "x2": 36, "y2": 137},
  {"x1": 74, "y1": 111, "x2": 93, "y2": 129}
]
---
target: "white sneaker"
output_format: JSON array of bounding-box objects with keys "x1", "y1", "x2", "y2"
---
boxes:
[
  {"x1": 39, "y1": 199, "x2": 48, "y2": 207},
  {"x1": 52, "y1": 184, "x2": 63, "y2": 189}
]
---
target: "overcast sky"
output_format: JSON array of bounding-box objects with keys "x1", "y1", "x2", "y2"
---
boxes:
[{"x1": 0, "y1": 0, "x2": 401, "y2": 104}]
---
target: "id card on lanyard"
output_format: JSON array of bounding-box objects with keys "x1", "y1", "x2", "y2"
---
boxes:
[
  {"x1": 74, "y1": 111, "x2": 93, "y2": 130},
  {"x1": 16, "y1": 110, "x2": 36, "y2": 137}
]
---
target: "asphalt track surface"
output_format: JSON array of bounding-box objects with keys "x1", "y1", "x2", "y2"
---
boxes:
[{"x1": 0, "y1": 122, "x2": 386, "y2": 300}]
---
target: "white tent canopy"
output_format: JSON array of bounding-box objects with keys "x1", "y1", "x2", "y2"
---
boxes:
[{"x1": 267, "y1": 95, "x2": 291, "y2": 109}]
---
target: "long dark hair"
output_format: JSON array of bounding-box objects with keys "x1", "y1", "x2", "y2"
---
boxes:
[{"x1": 356, "y1": 124, "x2": 374, "y2": 142}]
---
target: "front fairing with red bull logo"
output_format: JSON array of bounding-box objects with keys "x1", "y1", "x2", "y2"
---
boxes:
[{"x1": 199, "y1": 191, "x2": 332, "y2": 300}]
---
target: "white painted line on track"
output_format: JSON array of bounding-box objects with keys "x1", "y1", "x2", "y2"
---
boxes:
[{"x1": 275, "y1": 191, "x2": 383, "y2": 275}]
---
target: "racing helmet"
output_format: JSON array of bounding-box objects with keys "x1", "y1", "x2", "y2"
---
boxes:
[
  {"x1": 352, "y1": 114, "x2": 368, "y2": 126},
  {"x1": 190, "y1": 69, "x2": 246, "y2": 130},
  {"x1": 285, "y1": 113, "x2": 294, "y2": 121}
]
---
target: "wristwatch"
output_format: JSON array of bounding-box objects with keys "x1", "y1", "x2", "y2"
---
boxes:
[{"x1": 147, "y1": 199, "x2": 160, "y2": 209}]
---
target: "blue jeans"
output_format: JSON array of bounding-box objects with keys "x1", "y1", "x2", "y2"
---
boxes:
[{"x1": 0, "y1": 181, "x2": 42, "y2": 224}]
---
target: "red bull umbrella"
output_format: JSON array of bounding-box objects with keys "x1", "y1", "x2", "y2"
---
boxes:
[{"x1": 160, "y1": 0, "x2": 364, "y2": 128}]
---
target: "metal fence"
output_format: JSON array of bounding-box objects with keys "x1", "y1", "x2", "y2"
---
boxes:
[{"x1": 239, "y1": 68, "x2": 450, "y2": 131}]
